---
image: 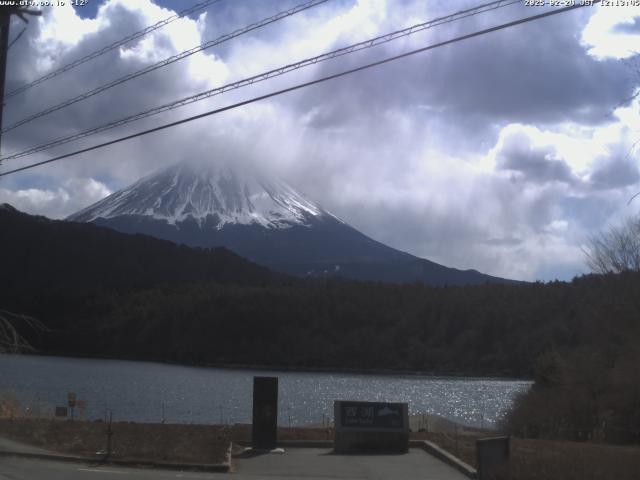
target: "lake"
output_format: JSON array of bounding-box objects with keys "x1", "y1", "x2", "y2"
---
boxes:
[{"x1": 0, "y1": 354, "x2": 530, "y2": 428}]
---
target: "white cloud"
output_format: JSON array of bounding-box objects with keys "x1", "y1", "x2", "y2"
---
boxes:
[
  {"x1": 0, "y1": 179, "x2": 111, "y2": 219},
  {"x1": 582, "y1": 5, "x2": 640, "y2": 59},
  {"x1": 32, "y1": 3, "x2": 103, "y2": 73}
]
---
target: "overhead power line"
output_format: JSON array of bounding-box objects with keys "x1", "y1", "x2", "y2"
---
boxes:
[
  {"x1": 1, "y1": 0, "x2": 330, "y2": 134},
  {"x1": 1, "y1": 0, "x2": 520, "y2": 161},
  {"x1": 0, "y1": 0, "x2": 601, "y2": 179},
  {"x1": 3, "y1": 0, "x2": 223, "y2": 100}
]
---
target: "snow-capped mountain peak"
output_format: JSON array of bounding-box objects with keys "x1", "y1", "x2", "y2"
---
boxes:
[
  {"x1": 68, "y1": 161, "x2": 332, "y2": 229},
  {"x1": 67, "y1": 160, "x2": 514, "y2": 286}
]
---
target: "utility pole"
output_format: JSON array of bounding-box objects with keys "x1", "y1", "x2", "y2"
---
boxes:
[
  {"x1": 0, "y1": 8, "x2": 11, "y2": 154},
  {"x1": 0, "y1": 4, "x2": 41, "y2": 155}
]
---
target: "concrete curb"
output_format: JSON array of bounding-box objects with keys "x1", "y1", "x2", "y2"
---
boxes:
[
  {"x1": 0, "y1": 450, "x2": 89, "y2": 464},
  {"x1": 236, "y1": 440, "x2": 334, "y2": 449},
  {"x1": 410, "y1": 440, "x2": 477, "y2": 479},
  {"x1": 278, "y1": 440, "x2": 334, "y2": 448},
  {"x1": 0, "y1": 450, "x2": 231, "y2": 473}
]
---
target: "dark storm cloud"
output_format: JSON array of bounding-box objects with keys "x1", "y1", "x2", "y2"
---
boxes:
[
  {"x1": 2, "y1": 1, "x2": 221, "y2": 154},
  {"x1": 589, "y1": 155, "x2": 640, "y2": 190},
  {"x1": 286, "y1": 2, "x2": 632, "y2": 149},
  {"x1": 495, "y1": 131, "x2": 576, "y2": 185}
]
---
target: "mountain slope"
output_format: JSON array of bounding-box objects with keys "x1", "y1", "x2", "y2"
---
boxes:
[
  {"x1": 68, "y1": 162, "x2": 515, "y2": 286},
  {"x1": 0, "y1": 203, "x2": 285, "y2": 295}
]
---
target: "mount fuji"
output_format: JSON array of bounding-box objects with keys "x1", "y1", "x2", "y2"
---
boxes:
[{"x1": 68, "y1": 161, "x2": 512, "y2": 285}]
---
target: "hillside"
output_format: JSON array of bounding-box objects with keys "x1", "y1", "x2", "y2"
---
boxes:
[{"x1": 0, "y1": 203, "x2": 287, "y2": 295}]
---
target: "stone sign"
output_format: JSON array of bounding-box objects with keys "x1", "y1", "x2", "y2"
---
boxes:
[
  {"x1": 251, "y1": 376, "x2": 278, "y2": 450},
  {"x1": 334, "y1": 400, "x2": 409, "y2": 453}
]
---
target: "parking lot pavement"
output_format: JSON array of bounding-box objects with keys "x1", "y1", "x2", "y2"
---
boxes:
[{"x1": 233, "y1": 448, "x2": 470, "y2": 480}]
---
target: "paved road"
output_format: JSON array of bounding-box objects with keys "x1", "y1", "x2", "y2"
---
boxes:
[{"x1": 0, "y1": 448, "x2": 469, "y2": 479}]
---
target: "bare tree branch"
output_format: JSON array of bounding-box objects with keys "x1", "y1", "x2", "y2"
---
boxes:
[
  {"x1": 585, "y1": 216, "x2": 640, "y2": 274},
  {"x1": 0, "y1": 310, "x2": 47, "y2": 353}
]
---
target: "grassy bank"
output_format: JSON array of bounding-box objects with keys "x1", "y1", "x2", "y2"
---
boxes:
[
  {"x1": 413, "y1": 429, "x2": 640, "y2": 480},
  {"x1": 0, "y1": 417, "x2": 232, "y2": 464},
  {"x1": 0, "y1": 417, "x2": 334, "y2": 464},
  {"x1": 2, "y1": 417, "x2": 639, "y2": 479},
  {"x1": 508, "y1": 438, "x2": 640, "y2": 480}
]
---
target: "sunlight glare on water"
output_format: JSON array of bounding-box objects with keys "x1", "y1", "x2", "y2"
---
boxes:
[{"x1": 0, "y1": 355, "x2": 530, "y2": 428}]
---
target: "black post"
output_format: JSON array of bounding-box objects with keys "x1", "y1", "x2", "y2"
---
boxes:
[
  {"x1": 106, "y1": 411, "x2": 113, "y2": 460},
  {"x1": 251, "y1": 376, "x2": 278, "y2": 450}
]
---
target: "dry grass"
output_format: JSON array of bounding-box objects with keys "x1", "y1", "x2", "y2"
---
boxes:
[
  {"x1": 0, "y1": 392, "x2": 21, "y2": 418},
  {"x1": 2, "y1": 413, "x2": 640, "y2": 478},
  {"x1": 414, "y1": 429, "x2": 640, "y2": 480},
  {"x1": 0, "y1": 415, "x2": 335, "y2": 464},
  {"x1": 507, "y1": 438, "x2": 640, "y2": 480},
  {"x1": 0, "y1": 418, "x2": 231, "y2": 464}
]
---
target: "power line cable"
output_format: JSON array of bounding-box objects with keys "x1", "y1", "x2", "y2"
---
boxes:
[
  {"x1": 3, "y1": 0, "x2": 223, "y2": 100},
  {"x1": 1, "y1": 0, "x2": 330, "y2": 134},
  {"x1": 0, "y1": 0, "x2": 601, "y2": 178},
  {"x1": 1, "y1": 0, "x2": 521, "y2": 161}
]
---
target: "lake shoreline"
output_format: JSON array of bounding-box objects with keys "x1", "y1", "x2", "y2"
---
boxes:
[
  {"x1": 1, "y1": 353, "x2": 530, "y2": 428},
  {"x1": 12, "y1": 351, "x2": 531, "y2": 382}
]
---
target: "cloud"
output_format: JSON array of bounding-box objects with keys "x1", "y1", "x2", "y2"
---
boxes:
[
  {"x1": 1, "y1": 0, "x2": 639, "y2": 282},
  {"x1": 0, "y1": 178, "x2": 111, "y2": 219},
  {"x1": 582, "y1": 5, "x2": 640, "y2": 59},
  {"x1": 615, "y1": 16, "x2": 640, "y2": 34},
  {"x1": 493, "y1": 128, "x2": 577, "y2": 185},
  {"x1": 291, "y1": 1, "x2": 633, "y2": 144},
  {"x1": 590, "y1": 155, "x2": 640, "y2": 190}
]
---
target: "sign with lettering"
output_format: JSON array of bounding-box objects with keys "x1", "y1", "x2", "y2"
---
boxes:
[
  {"x1": 67, "y1": 392, "x2": 76, "y2": 408},
  {"x1": 339, "y1": 401, "x2": 405, "y2": 429},
  {"x1": 334, "y1": 400, "x2": 409, "y2": 453}
]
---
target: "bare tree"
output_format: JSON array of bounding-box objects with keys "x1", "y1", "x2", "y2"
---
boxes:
[
  {"x1": 0, "y1": 310, "x2": 46, "y2": 353},
  {"x1": 585, "y1": 216, "x2": 640, "y2": 274}
]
